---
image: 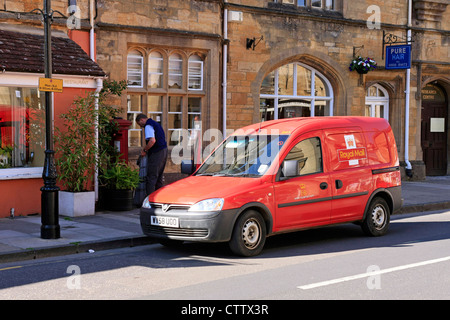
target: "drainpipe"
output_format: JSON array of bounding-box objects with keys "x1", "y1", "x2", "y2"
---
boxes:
[
  {"x1": 404, "y1": 0, "x2": 413, "y2": 177},
  {"x1": 222, "y1": 1, "x2": 228, "y2": 140},
  {"x1": 89, "y1": 0, "x2": 95, "y2": 61},
  {"x1": 94, "y1": 78, "x2": 103, "y2": 201}
]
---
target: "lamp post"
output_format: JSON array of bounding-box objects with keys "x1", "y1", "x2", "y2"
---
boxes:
[{"x1": 40, "y1": 0, "x2": 60, "y2": 239}]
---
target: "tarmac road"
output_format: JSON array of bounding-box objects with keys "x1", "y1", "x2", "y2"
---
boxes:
[{"x1": 1, "y1": 209, "x2": 449, "y2": 301}]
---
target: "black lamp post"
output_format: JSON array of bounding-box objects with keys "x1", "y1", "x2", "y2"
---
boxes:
[{"x1": 40, "y1": 0, "x2": 60, "y2": 239}]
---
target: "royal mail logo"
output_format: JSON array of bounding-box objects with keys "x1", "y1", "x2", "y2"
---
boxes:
[{"x1": 338, "y1": 147, "x2": 367, "y2": 162}]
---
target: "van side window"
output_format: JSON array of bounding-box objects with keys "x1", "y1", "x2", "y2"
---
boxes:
[{"x1": 284, "y1": 137, "x2": 323, "y2": 176}]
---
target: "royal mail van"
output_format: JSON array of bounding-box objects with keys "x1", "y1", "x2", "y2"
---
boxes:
[{"x1": 140, "y1": 117, "x2": 402, "y2": 256}]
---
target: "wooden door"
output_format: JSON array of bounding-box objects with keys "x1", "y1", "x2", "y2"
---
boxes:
[{"x1": 421, "y1": 83, "x2": 448, "y2": 176}]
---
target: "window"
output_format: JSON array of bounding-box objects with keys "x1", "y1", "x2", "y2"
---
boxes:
[
  {"x1": 365, "y1": 84, "x2": 389, "y2": 120},
  {"x1": 169, "y1": 53, "x2": 183, "y2": 89},
  {"x1": 260, "y1": 62, "x2": 333, "y2": 121},
  {"x1": 168, "y1": 96, "x2": 182, "y2": 145},
  {"x1": 127, "y1": 50, "x2": 143, "y2": 88},
  {"x1": 126, "y1": 48, "x2": 206, "y2": 149},
  {"x1": 148, "y1": 51, "x2": 163, "y2": 89},
  {"x1": 188, "y1": 55, "x2": 203, "y2": 91},
  {"x1": 284, "y1": 137, "x2": 322, "y2": 176},
  {"x1": 278, "y1": 0, "x2": 334, "y2": 9},
  {"x1": 0, "y1": 87, "x2": 45, "y2": 169},
  {"x1": 127, "y1": 95, "x2": 143, "y2": 147}
]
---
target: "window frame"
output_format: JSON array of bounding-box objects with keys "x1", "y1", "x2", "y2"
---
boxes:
[
  {"x1": 126, "y1": 48, "x2": 206, "y2": 149},
  {"x1": 127, "y1": 50, "x2": 144, "y2": 88},
  {"x1": 0, "y1": 85, "x2": 46, "y2": 178},
  {"x1": 278, "y1": 0, "x2": 336, "y2": 10},
  {"x1": 282, "y1": 136, "x2": 323, "y2": 178},
  {"x1": 365, "y1": 84, "x2": 389, "y2": 121},
  {"x1": 260, "y1": 62, "x2": 334, "y2": 121}
]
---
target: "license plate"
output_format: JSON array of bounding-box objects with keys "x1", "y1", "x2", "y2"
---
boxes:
[{"x1": 151, "y1": 216, "x2": 179, "y2": 228}]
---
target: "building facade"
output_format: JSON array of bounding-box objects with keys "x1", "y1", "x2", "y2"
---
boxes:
[
  {"x1": 94, "y1": 0, "x2": 449, "y2": 180},
  {"x1": 0, "y1": 0, "x2": 449, "y2": 217}
]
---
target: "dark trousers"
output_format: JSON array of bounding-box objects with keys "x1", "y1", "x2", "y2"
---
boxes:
[{"x1": 146, "y1": 148, "x2": 168, "y2": 195}]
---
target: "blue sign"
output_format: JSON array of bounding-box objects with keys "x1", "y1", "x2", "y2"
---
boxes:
[{"x1": 386, "y1": 45, "x2": 411, "y2": 69}]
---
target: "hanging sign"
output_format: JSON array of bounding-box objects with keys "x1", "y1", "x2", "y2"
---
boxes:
[
  {"x1": 39, "y1": 78, "x2": 63, "y2": 93},
  {"x1": 385, "y1": 45, "x2": 411, "y2": 69}
]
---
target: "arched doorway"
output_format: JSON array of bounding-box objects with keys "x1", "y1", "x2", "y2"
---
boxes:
[{"x1": 421, "y1": 82, "x2": 448, "y2": 176}]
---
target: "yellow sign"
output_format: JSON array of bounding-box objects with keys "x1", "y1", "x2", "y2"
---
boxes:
[{"x1": 39, "y1": 78, "x2": 63, "y2": 93}]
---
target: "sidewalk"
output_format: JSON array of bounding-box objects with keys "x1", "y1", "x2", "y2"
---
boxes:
[{"x1": 1, "y1": 176, "x2": 450, "y2": 263}]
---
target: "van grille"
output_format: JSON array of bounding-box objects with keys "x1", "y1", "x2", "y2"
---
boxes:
[
  {"x1": 150, "y1": 203, "x2": 191, "y2": 212},
  {"x1": 143, "y1": 225, "x2": 208, "y2": 238}
]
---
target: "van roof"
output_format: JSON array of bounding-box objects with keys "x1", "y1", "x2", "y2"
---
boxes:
[{"x1": 232, "y1": 116, "x2": 389, "y2": 136}]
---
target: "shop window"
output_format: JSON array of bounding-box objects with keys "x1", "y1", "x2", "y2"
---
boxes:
[
  {"x1": 365, "y1": 84, "x2": 389, "y2": 120},
  {"x1": 0, "y1": 87, "x2": 45, "y2": 169},
  {"x1": 260, "y1": 62, "x2": 333, "y2": 121},
  {"x1": 127, "y1": 50, "x2": 143, "y2": 88}
]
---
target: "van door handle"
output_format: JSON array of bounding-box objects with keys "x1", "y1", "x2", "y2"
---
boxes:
[
  {"x1": 335, "y1": 180, "x2": 343, "y2": 189},
  {"x1": 320, "y1": 182, "x2": 328, "y2": 190}
]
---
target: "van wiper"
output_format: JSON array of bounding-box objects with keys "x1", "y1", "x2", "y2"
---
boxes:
[{"x1": 196, "y1": 173, "x2": 226, "y2": 176}]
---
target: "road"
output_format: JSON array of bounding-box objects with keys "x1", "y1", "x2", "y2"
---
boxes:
[{"x1": 1, "y1": 210, "x2": 450, "y2": 302}]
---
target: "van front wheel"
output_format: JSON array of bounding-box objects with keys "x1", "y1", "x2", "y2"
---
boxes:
[
  {"x1": 229, "y1": 210, "x2": 266, "y2": 257},
  {"x1": 362, "y1": 197, "x2": 390, "y2": 236}
]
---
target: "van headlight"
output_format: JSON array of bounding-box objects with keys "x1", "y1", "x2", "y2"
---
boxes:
[
  {"x1": 188, "y1": 198, "x2": 224, "y2": 212},
  {"x1": 142, "y1": 197, "x2": 152, "y2": 209}
]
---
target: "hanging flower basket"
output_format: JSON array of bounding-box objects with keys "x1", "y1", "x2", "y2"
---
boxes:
[{"x1": 349, "y1": 56, "x2": 377, "y2": 74}]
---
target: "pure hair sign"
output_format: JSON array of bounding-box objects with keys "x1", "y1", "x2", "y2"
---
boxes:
[{"x1": 385, "y1": 45, "x2": 411, "y2": 70}]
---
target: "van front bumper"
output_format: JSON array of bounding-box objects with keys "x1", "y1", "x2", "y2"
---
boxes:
[{"x1": 140, "y1": 206, "x2": 239, "y2": 243}]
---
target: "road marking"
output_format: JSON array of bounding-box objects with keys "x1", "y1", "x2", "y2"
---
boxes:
[
  {"x1": 0, "y1": 266, "x2": 22, "y2": 272},
  {"x1": 298, "y1": 256, "x2": 450, "y2": 290}
]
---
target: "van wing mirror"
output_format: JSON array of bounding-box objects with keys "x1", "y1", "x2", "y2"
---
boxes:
[
  {"x1": 181, "y1": 160, "x2": 195, "y2": 175},
  {"x1": 282, "y1": 160, "x2": 299, "y2": 178}
]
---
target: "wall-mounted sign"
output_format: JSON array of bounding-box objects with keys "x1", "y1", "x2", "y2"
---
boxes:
[
  {"x1": 39, "y1": 77, "x2": 63, "y2": 93},
  {"x1": 385, "y1": 45, "x2": 411, "y2": 69},
  {"x1": 430, "y1": 118, "x2": 445, "y2": 133}
]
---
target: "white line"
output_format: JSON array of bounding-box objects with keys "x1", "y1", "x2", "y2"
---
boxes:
[{"x1": 298, "y1": 256, "x2": 450, "y2": 290}]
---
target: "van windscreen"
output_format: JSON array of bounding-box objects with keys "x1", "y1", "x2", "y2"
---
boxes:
[{"x1": 196, "y1": 134, "x2": 289, "y2": 177}]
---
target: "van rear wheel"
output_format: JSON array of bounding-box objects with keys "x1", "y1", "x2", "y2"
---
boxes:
[
  {"x1": 229, "y1": 210, "x2": 266, "y2": 257},
  {"x1": 362, "y1": 197, "x2": 390, "y2": 236}
]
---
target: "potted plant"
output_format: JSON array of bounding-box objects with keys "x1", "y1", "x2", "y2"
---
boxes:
[
  {"x1": 349, "y1": 56, "x2": 377, "y2": 74},
  {"x1": 55, "y1": 80, "x2": 127, "y2": 216},
  {"x1": 55, "y1": 94, "x2": 98, "y2": 217},
  {"x1": 100, "y1": 159, "x2": 140, "y2": 211}
]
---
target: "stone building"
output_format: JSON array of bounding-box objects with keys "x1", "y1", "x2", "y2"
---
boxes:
[
  {"x1": 0, "y1": 0, "x2": 449, "y2": 217},
  {"x1": 94, "y1": 0, "x2": 449, "y2": 180}
]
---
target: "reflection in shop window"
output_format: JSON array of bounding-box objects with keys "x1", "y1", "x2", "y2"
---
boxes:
[{"x1": 0, "y1": 87, "x2": 45, "y2": 169}]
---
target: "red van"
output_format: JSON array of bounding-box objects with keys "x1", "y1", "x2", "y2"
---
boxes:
[{"x1": 140, "y1": 117, "x2": 402, "y2": 256}]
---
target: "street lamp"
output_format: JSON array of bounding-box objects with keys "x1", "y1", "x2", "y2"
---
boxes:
[{"x1": 40, "y1": 0, "x2": 60, "y2": 239}]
